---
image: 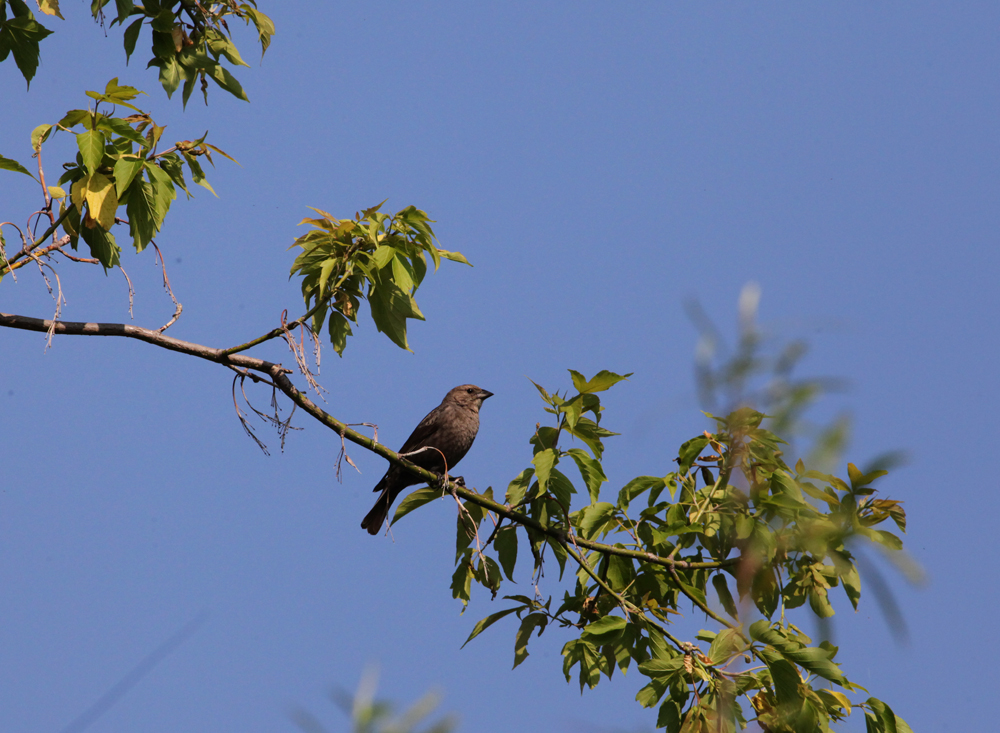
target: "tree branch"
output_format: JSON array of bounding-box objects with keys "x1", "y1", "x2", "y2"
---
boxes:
[{"x1": 0, "y1": 309, "x2": 738, "y2": 576}]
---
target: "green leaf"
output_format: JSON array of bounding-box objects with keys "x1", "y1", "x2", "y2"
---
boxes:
[
  {"x1": 390, "y1": 486, "x2": 440, "y2": 526},
  {"x1": 531, "y1": 448, "x2": 557, "y2": 493},
  {"x1": 76, "y1": 129, "x2": 106, "y2": 173},
  {"x1": 656, "y1": 699, "x2": 683, "y2": 733},
  {"x1": 752, "y1": 565, "x2": 780, "y2": 618},
  {"x1": 327, "y1": 311, "x2": 352, "y2": 356},
  {"x1": 635, "y1": 678, "x2": 667, "y2": 709},
  {"x1": 494, "y1": 526, "x2": 517, "y2": 581},
  {"x1": 568, "y1": 369, "x2": 631, "y2": 394},
  {"x1": 157, "y1": 152, "x2": 189, "y2": 196},
  {"x1": 576, "y1": 501, "x2": 615, "y2": 539},
  {"x1": 209, "y1": 62, "x2": 249, "y2": 101},
  {"x1": 505, "y1": 468, "x2": 534, "y2": 506},
  {"x1": 617, "y1": 475, "x2": 668, "y2": 509},
  {"x1": 0, "y1": 154, "x2": 34, "y2": 179},
  {"x1": 677, "y1": 436, "x2": 709, "y2": 473},
  {"x1": 751, "y1": 622, "x2": 847, "y2": 684},
  {"x1": 605, "y1": 552, "x2": 635, "y2": 593},
  {"x1": 637, "y1": 655, "x2": 684, "y2": 677},
  {"x1": 865, "y1": 698, "x2": 913, "y2": 733},
  {"x1": 143, "y1": 160, "x2": 177, "y2": 224},
  {"x1": 840, "y1": 562, "x2": 861, "y2": 611},
  {"x1": 708, "y1": 627, "x2": 742, "y2": 664},
  {"x1": 113, "y1": 0, "x2": 134, "y2": 24},
  {"x1": 80, "y1": 223, "x2": 120, "y2": 269},
  {"x1": 547, "y1": 467, "x2": 576, "y2": 510},
  {"x1": 58, "y1": 109, "x2": 89, "y2": 129},
  {"x1": 566, "y1": 448, "x2": 607, "y2": 503},
  {"x1": 123, "y1": 177, "x2": 156, "y2": 251},
  {"x1": 372, "y1": 245, "x2": 395, "y2": 269},
  {"x1": 712, "y1": 573, "x2": 739, "y2": 620},
  {"x1": 451, "y1": 550, "x2": 474, "y2": 606},
  {"x1": 368, "y1": 271, "x2": 424, "y2": 351},
  {"x1": 460, "y1": 606, "x2": 520, "y2": 648},
  {"x1": 513, "y1": 613, "x2": 546, "y2": 668},
  {"x1": 155, "y1": 55, "x2": 183, "y2": 98},
  {"x1": 858, "y1": 527, "x2": 903, "y2": 551},
  {"x1": 580, "y1": 615, "x2": 626, "y2": 645},
  {"x1": 30, "y1": 123, "x2": 52, "y2": 151},
  {"x1": 1, "y1": 15, "x2": 54, "y2": 86},
  {"x1": 758, "y1": 648, "x2": 803, "y2": 708},
  {"x1": 122, "y1": 17, "x2": 142, "y2": 63},
  {"x1": 391, "y1": 253, "x2": 415, "y2": 293},
  {"x1": 243, "y1": 6, "x2": 275, "y2": 55},
  {"x1": 848, "y1": 462, "x2": 888, "y2": 490},
  {"x1": 474, "y1": 555, "x2": 502, "y2": 594},
  {"x1": 205, "y1": 29, "x2": 249, "y2": 67},
  {"x1": 437, "y1": 249, "x2": 471, "y2": 265},
  {"x1": 99, "y1": 116, "x2": 148, "y2": 146},
  {"x1": 808, "y1": 588, "x2": 835, "y2": 618},
  {"x1": 86, "y1": 77, "x2": 144, "y2": 108},
  {"x1": 564, "y1": 416, "x2": 617, "y2": 460},
  {"x1": 113, "y1": 155, "x2": 143, "y2": 198}
]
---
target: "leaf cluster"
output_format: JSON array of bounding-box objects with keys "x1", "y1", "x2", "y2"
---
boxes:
[
  {"x1": 288, "y1": 205, "x2": 470, "y2": 355},
  {"x1": 0, "y1": 0, "x2": 54, "y2": 85},
  {"x1": 0, "y1": 0, "x2": 274, "y2": 104},
  {"x1": 399, "y1": 372, "x2": 914, "y2": 732},
  {"x1": 3, "y1": 79, "x2": 233, "y2": 271}
]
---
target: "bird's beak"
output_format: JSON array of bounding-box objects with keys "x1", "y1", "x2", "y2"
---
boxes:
[{"x1": 480, "y1": 390, "x2": 494, "y2": 400}]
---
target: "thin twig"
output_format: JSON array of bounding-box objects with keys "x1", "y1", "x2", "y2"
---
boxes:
[
  {"x1": 151, "y1": 243, "x2": 183, "y2": 332},
  {"x1": 119, "y1": 265, "x2": 135, "y2": 319}
]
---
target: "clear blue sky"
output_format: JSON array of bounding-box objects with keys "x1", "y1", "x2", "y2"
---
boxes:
[{"x1": 2, "y1": 2, "x2": 998, "y2": 731}]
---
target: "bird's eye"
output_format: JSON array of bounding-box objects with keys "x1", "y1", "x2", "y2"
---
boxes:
[{"x1": 466, "y1": 387, "x2": 475, "y2": 394}]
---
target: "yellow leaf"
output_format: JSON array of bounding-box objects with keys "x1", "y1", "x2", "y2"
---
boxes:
[
  {"x1": 71, "y1": 178, "x2": 87, "y2": 209},
  {"x1": 84, "y1": 172, "x2": 118, "y2": 230},
  {"x1": 37, "y1": 0, "x2": 63, "y2": 19},
  {"x1": 47, "y1": 186, "x2": 66, "y2": 199}
]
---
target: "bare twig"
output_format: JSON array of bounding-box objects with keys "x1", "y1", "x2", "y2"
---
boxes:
[
  {"x1": 5, "y1": 205, "x2": 73, "y2": 269},
  {"x1": 59, "y1": 250, "x2": 99, "y2": 264},
  {"x1": 151, "y1": 243, "x2": 183, "y2": 332},
  {"x1": 232, "y1": 373, "x2": 270, "y2": 455},
  {"x1": 280, "y1": 309, "x2": 326, "y2": 398},
  {"x1": 119, "y1": 265, "x2": 135, "y2": 319}
]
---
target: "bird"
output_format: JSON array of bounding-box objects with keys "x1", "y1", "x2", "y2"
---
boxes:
[{"x1": 361, "y1": 384, "x2": 493, "y2": 535}]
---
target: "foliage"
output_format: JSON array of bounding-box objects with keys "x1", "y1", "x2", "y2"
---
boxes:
[
  {"x1": 0, "y1": 0, "x2": 273, "y2": 103},
  {"x1": 417, "y1": 370, "x2": 914, "y2": 732},
  {"x1": 687, "y1": 283, "x2": 855, "y2": 473},
  {"x1": 292, "y1": 668, "x2": 458, "y2": 733},
  {"x1": 289, "y1": 206, "x2": 470, "y2": 355},
  {"x1": 0, "y1": 78, "x2": 231, "y2": 283}
]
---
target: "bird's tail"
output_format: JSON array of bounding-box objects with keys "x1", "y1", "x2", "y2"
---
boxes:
[
  {"x1": 361, "y1": 492, "x2": 389, "y2": 535},
  {"x1": 361, "y1": 481, "x2": 390, "y2": 535}
]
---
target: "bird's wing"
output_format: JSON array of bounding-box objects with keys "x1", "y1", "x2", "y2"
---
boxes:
[{"x1": 396, "y1": 409, "x2": 442, "y2": 455}]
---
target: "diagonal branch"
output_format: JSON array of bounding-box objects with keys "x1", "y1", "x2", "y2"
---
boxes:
[{"x1": 0, "y1": 310, "x2": 738, "y2": 575}]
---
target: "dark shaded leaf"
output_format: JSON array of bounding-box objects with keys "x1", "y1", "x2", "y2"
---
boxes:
[
  {"x1": 494, "y1": 526, "x2": 518, "y2": 581},
  {"x1": 461, "y1": 606, "x2": 520, "y2": 648},
  {"x1": 0, "y1": 154, "x2": 34, "y2": 178},
  {"x1": 391, "y1": 486, "x2": 440, "y2": 526}
]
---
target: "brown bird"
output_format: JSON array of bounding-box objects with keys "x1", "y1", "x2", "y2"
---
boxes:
[{"x1": 361, "y1": 384, "x2": 493, "y2": 535}]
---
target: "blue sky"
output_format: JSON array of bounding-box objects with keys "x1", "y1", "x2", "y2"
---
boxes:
[{"x1": 2, "y1": 2, "x2": 998, "y2": 731}]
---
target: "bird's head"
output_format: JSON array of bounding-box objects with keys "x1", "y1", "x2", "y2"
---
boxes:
[{"x1": 447, "y1": 384, "x2": 494, "y2": 411}]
